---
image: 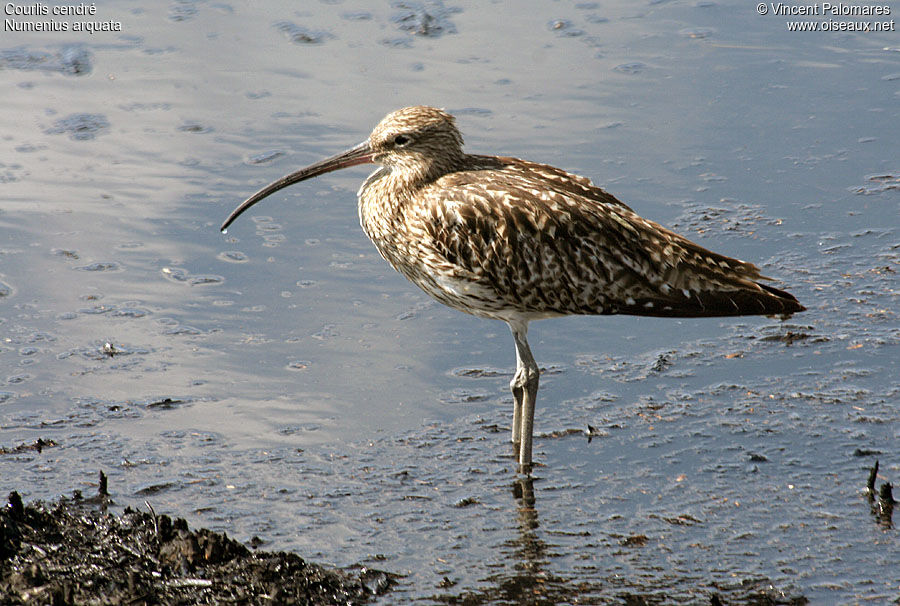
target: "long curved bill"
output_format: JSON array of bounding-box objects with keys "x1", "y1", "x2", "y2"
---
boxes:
[{"x1": 221, "y1": 140, "x2": 375, "y2": 232}]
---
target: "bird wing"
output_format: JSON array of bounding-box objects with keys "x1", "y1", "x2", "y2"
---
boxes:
[{"x1": 414, "y1": 158, "x2": 803, "y2": 318}]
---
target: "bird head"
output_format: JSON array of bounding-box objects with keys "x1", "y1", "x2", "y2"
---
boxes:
[{"x1": 221, "y1": 106, "x2": 463, "y2": 232}]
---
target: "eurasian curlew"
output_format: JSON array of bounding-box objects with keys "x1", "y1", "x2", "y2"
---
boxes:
[{"x1": 222, "y1": 106, "x2": 804, "y2": 474}]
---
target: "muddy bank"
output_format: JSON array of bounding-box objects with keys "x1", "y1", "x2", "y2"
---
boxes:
[{"x1": 1, "y1": 477, "x2": 394, "y2": 605}]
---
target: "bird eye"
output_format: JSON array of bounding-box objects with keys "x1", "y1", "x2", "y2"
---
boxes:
[{"x1": 393, "y1": 134, "x2": 411, "y2": 147}]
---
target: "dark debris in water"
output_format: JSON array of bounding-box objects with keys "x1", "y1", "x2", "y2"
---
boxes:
[
  {"x1": 275, "y1": 21, "x2": 335, "y2": 44},
  {"x1": 58, "y1": 341, "x2": 150, "y2": 362},
  {"x1": 247, "y1": 150, "x2": 285, "y2": 165},
  {"x1": 162, "y1": 266, "x2": 224, "y2": 286},
  {"x1": 51, "y1": 248, "x2": 79, "y2": 260},
  {"x1": 679, "y1": 27, "x2": 715, "y2": 39},
  {"x1": 850, "y1": 173, "x2": 900, "y2": 195},
  {"x1": 145, "y1": 397, "x2": 185, "y2": 409},
  {"x1": 440, "y1": 388, "x2": 493, "y2": 404},
  {"x1": 0, "y1": 439, "x2": 58, "y2": 456},
  {"x1": 453, "y1": 497, "x2": 479, "y2": 508},
  {"x1": 74, "y1": 261, "x2": 122, "y2": 272},
  {"x1": 0, "y1": 484, "x2": 395, "y2": 605},
  {"x1": 650, "y1": 351, "x2": 674, "y2": 372},
  {"x1": 865, "y1": 460, "x2": 897, "y2": 528},
  {"x1": 670, "y1": 202, "x2": 785, "y2": 239},
  {"x1": 0, "y1": 45, "x2": 92, "y2": 76},
  {"x1": 612, "y1": 62, "x2": 647, "y2": 75},
  {"x1": 452, "y1": 367, "x2": 510, "y2": 378},
  {"x1": 391, "y1": 0, "x2": 460, "y2": 38},
  {"x1": 548, "y1": 19, "x2": 585, "y2": 37},
  {"x1": 854, "y1": 448, "x2": 882, "y2": 457},
  {"x1": 44, "y1": 113, "x2": 110, "y2": 141},
  {"x1": 758, "y1": 331, "x2": 818, "y2": 346},
  {"x1": 619, "y1": 534, "x2": 648, "y2": 547},
  {"x1": 168, "y1": 0, "x2": 197, "y2": 22},
  {"x1": 177, "y1": 121, "x2": 213, "y2": 134}
]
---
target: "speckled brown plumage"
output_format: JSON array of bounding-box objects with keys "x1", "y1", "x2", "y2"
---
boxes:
[{"x1": 222, "y1": 105, "x2": 805, "y2": 474}]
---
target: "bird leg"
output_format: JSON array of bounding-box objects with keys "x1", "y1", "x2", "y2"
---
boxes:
[{"x1": 508, "y1": 321, "x2": 539, "y2": 474}]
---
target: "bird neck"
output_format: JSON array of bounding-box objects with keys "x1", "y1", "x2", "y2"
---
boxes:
[{"x1": 387, "y1": 151, "x2": 469, "y2": 192}]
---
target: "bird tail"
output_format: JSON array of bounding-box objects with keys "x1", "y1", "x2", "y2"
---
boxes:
[
  {"x1": 618, "y1": 279, "x2": 805, "y2": 319},
  {"x1": 613, "y1": 226, "x2": 806, "y2": 319}
]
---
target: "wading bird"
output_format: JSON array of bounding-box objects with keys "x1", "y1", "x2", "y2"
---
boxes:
[{"x1": 222, "y1": 106, "x2": 804, "y2": 474}]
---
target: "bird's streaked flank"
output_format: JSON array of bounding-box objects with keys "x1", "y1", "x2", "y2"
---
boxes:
[{"x1": 222, "y1": 106, "x2": 805, "y2": 474}]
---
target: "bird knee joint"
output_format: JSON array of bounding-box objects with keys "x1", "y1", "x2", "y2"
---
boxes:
[{"x1": 511, "y1": 365, "x2": 539, "y2": 390}]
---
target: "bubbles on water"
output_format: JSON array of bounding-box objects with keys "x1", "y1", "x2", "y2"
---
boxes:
[
  {"x1": 6, "y1": 374, "x2": 31, "y2": 385},
  {"x1": 439, "y1": 388, "x2": 493, "y2": 404},
  {"x1": 380, "y1": 37, "x2": 413, "y2": 49},
  {"x1": 342, "y1": 11, "x2": 374, "y2": 21},
  {"x1": 77, "y1": 304, "x2": 115, "y2": 315},
  {"x1": 161, "y1": 267, "x2": 188, "y2": 282},
  {"x1": 217, "y1": 250, "x2": 248, "y2": 263},
  {"x1": 669, "y1": 202, "x2": 780, "y2": 239},
  {"x1": 187, "y1": 275, "x2": 225, "y2": 286},
  {"x1": 163, "y1": 325, "x2": 202, "y2": 336},
  {"x1": 850, "y1": 173, "x2": 900, "y2": 195},
  {"x1": 177, "y1": 122, "x2": 212, "y2": 134},
  {"x1": 161, "y1": 267, "x2": 224, "y2": 286},
  {"x1": 0, "y1": 162, "x2": 26, "y2": 184},
  {"x1": 118, "y1": 102, "x2": 172, "y2": 112},
  {"x1": 52, "y1": 248, "x2": 80, "y2": 260},
  {"x1": 450, "y1": 366, "x2": 510, "y2": 378},
  {"x1": 58, "y1": 342, "x2": 151, "y2": 361},
  {"x1": 391, "y1": 0, "x2": 460, "y2": 38},
  {"x1": 75, "y1": 262, "x2": 122, "y2": 272},
  {"x1": 255, "y1": 223, "x2": 282, "y2": 232},
  {"x1": 112, "y1": 306, "x2": 150, "y2": 318},
  {"x1": 247, "y1": 150, "x2": 284, "y2": 165},
  {"x1": 0, "y1": 45, "x2": 93, "y2": 75},
  {"x1": 135, "y1": 480, "x2": 178, "y2": 495},
  {"x1": 548, "y1": 19, "x2": 585, "y2": 37},
  {"x1": 311, "y1": 324, "x2": 339, "y2": 341},
  {"x1": 275, "y1": 21, "x2": 335, "y2": 44},
  {"x1": 262, "y1": 234, "x2": 286, "y2": 247},
  {"x1": 584, "y1": 13, "x2": 609, "y2": 24},
  {"x1": 168, "y1": 0, "x2": 197, "y2": 22},
  {"x1": 45, "y1": 113, "x2": 110, "y2": 141},
  {"x1": 59, "y1": 46, "x2": 93, "y2": 74},
  {"x1": 278, "y1": 423, "x2": 322, "y2": 434},
  {"x1": 679, "y1": 27, "x2": 715, "y2": 39},
  {"x1": 613, "y1": 62, "x2": 647, "y2": 75},
  {"x1": 14, "y1": 143, "x2": 46, "y2": 153}
]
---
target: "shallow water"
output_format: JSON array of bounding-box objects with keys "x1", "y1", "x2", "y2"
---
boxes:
[{"x1": 2, "y1": 1, "x2": 899, "y2": 603}]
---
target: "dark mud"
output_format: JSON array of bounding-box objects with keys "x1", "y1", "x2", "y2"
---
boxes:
[
  {"x1": 1, "y1": 478, "x2": 394, "y2": 605},
  {"x1": 866, "y1": 460, "x2": 898, "y2": 529}
]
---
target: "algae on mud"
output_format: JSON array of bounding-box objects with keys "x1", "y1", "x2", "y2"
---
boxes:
[{"x1": 1, "y1": 482, "x2": 394, "y2": 605}]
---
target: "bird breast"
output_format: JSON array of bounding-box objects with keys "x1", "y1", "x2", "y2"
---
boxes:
[{"x1": 355, "y1": 165, "x2": 604, "y2": 321}]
